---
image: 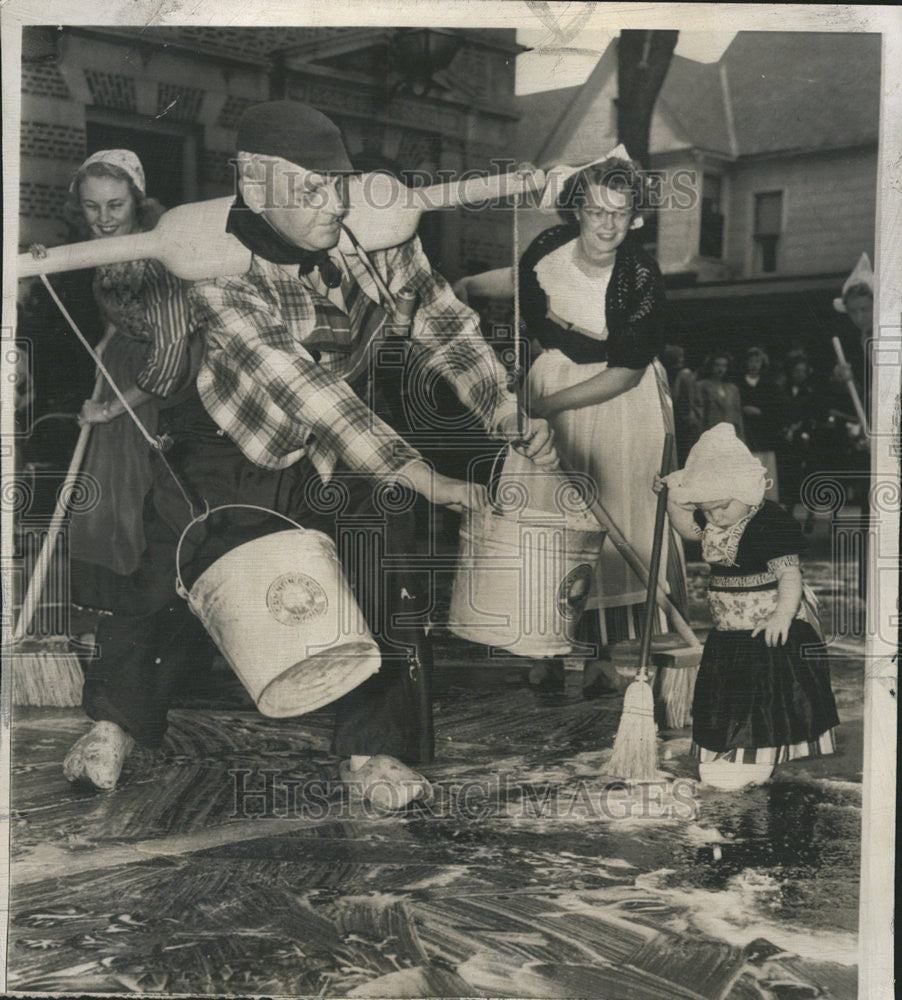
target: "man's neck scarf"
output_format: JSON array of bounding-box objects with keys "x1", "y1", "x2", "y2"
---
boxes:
[{"x1": 226, "y1": 192, "x2": 343, "y2": 288}]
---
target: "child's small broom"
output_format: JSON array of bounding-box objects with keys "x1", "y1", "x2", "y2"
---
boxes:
[
  {"x1": 602, "y1": 435, "x2": 673, "y2": 782},
  {"x1": 657, "y1": 643, "x2": 698, "y2": 729},
  {"x1": 8, "y1": 374, "x2": 103, "y2": 707}
]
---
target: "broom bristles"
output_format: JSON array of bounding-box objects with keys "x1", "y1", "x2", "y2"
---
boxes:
[
  {"x1": 659, "y1": 663, "x2": 698, "y2": 729},
  {"x1": 602, "y1": 676, "x2": 658, "y2": 781},
  {"x1": 10, "y1": 649, "x2": 84, "y2": 707}
]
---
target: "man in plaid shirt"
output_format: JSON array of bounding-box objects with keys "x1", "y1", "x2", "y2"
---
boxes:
[
  {"x1": 192, "y1": 210, "x2": 526, "y2": 489},
  {"x1": 63, "y1": 101, "x2": 556, "y2": 806}
]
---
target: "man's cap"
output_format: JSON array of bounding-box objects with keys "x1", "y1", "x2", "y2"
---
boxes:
[{"x1": 236, "y1": 100, "x2": 354, "y2": 173}]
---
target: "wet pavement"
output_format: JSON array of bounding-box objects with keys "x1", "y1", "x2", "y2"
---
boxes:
[{"x1": 5, "y1": 514, "x2": 865, "y2": 998}]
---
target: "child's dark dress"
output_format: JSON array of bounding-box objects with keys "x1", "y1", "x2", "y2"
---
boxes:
[{"x1": 691, "y1": 501, "x2": 839, "y2": 764}]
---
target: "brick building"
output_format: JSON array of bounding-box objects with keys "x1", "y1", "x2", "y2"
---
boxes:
[
  {"x1": 16, "y1": 25, "x2": 526, "y2": 478},
  {"x1": 18, "y1": 25, "x2": 523, "y2": 278}
]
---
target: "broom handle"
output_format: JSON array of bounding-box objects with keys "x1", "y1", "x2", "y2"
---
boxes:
[
  {"x1": 407, "y1": 169, "x2": 544, "y2": 210},
  {"x1": 10, "y1": 370, "x2": 104, "y2": 644},
  {"x1": 831, "y1": 336, "x2": 869, "y2": 432},
  {"x1": 638, "y1": 436, "x2": 673, "y2": 677},
  {"x1": 556, "y1": 451, "x2": 701, "y2": 652}
]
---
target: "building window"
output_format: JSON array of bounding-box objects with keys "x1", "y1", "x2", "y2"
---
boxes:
[
  {"x1": 85, "y1": 109, "x2": 200, "y2": 206},
  {"x1": 699, "y1": 173, "x2": 724, "y2": 258},
  {"x1": 754, "y1": 190, "x2": 783, "y2": 273}
]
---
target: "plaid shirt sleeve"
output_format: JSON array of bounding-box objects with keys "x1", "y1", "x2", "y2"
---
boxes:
[
  {"x1": 190, "y1": 268, "x2": 422, "y2": 476},
  {"x1": 374, "y1": 238, "x2": 519, "y2": 435},
  {"x1": 134, "y1": 261, "x2": 193, "y2": 398}
]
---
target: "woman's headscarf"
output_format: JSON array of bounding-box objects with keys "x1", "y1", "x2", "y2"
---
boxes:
[
  {"x1": 70, "y1": 149, "x2": 146, "y2": 194},
  {"x1": 665, "y1": 423, "x2": 767, "y2": 506}
]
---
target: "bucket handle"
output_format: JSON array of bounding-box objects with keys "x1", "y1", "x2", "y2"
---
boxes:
[
  {"x1": 175, "y1": 502, "x2": 308, "y2": 600},
  {"x1": 486, "y1": 444, "x2": 597, "y2": 523},
  {"x1": 486, "y1": 443, "x2": 513, "y2": 511}
]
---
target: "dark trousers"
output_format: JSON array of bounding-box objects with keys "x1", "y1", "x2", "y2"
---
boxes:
[{"x1": 82, "y1": 392, "x2": 434, "y2": 764}]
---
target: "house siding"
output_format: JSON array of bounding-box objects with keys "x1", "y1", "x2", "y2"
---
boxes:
[
  {"x1": 724, "y1": 147, "x2": 877, "y2": 279},
  {"x1": 653, "y1": 152, "x2": 704, "y2": 276}
]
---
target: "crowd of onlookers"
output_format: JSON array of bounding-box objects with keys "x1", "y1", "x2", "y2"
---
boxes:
[{"x1": 660, "y1": 343, "x2": 869, "y2": 528}]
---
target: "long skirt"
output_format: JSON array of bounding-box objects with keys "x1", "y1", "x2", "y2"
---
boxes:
[
  {"x1": 691, "y1": 619, "x2": 839, "y2": 764},
  {"x1": 501, "y1": 350, "x2": 688, "y2": 644},
  {"x1": 69, "y1": 332, "x2": 158, "y2": 578}
]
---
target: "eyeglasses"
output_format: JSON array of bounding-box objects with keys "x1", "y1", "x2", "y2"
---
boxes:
[{"x1": 579, "y1": 206, "x2": 633, "y2": 223}]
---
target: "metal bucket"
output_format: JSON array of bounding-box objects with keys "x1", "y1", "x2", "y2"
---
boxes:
[
  {"x1": 448, "y1": 504, "x2": 604, "y2": 657},
  {"x1": 176, "y1": 506, "x2": 381, "y2": 717}
]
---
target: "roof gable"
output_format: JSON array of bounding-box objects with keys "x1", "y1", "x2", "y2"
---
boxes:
[
  {"x1": 657, "y1": 56, "x2": 733, "y2": 156},
  {"x1": 514, "y1": 84, "x2": 582, "y2": 161},
  {"x1": 516, "y1": 31, "x2": 880, "y2": 164},
  {"x1": 516, "y1": 42, "x2": 692, "y2": 166},
  {"x1": 533, "y1": 42, "x2": 619, "y2": 163}
]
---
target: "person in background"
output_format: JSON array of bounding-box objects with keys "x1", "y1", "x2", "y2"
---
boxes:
[
  {"x1": 661, "y1": 343, "x2": 700, "y2": 465},
  {"x1": 832, "y1": 252, "x2": 872, "y2": 408},
  {"x1": 30, "y1": 150, "x2": 201, "y2": 631},
  {"x1": 776, "y1": 351, "x2": 825, "y2": 528},
  {"x1": 694, "y1": 351, "x2": 745, "y2": 440},
  {"x1": 830, "y1": 252, "x2": 874, "y2": 608},
  {"x1": 830, "y1": 253, "x2": 873, "y2": 457},
  {"x1": 737, "y1": 346, "x2": 782, "y2": 503}
]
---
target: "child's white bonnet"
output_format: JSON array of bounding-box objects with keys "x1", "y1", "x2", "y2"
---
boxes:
[{"x1": 665, "y1": 423, "x2": 767, "y2": 506}]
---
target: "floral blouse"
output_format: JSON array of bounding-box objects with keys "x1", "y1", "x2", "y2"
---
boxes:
[{"x1": 692, "y1": 501, "x2": 812, "y2": 631}]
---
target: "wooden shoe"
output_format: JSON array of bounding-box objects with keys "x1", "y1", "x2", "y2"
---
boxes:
[
  {"x1": 339, "y1": 755, "x2": 433, "y2": 811},
  {"x1": 63, "y1": 721, "x2": 134, "y2": 790},
  {"x1": 699, "y1": 760, "x2": 774, "y2": 790},
  {"x1": 581, "y1": 660, "x2": 620, "y2": 700},
  {"x1": 526, "y1": 660, "x2": 565, "y2": 693}
]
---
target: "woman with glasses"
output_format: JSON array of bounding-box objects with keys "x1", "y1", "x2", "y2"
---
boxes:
[{"x1": 454, "y1": 154, "x2": 687, "y2": 696}]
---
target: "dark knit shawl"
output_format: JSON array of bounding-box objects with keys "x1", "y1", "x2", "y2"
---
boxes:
[
  {"x1": 518, "y1": 224, "x2": 668, "y2": 369},
  {"x1": 226, "y1": 193, "x2": 343, "y2": 287}
]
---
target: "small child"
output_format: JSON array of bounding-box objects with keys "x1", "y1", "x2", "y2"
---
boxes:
[{"x1": 658, "y1": 423, "x2": 839, "y2": 790}]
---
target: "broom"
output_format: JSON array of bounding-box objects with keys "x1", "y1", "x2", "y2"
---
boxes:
[
  {"x1": 555, "y1": 434, "x2": 702, "y2": 728},
  {"x1": 649, "y1": 432, "x2": 698, "y2": 730},
  {"x1": 601, "y1": 436, "x2": 673, "y2": 781},
  {"x1": 656, "y1": 641, "x2": 698, "y2": 729},
  {"x1": 831, "y1": 336, "x2": 869, "y2": 434},
  {"x1": 8, "y1": 372, "x2": 104, "y2": 706}
]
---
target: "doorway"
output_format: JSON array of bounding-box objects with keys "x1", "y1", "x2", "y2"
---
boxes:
[{"x1": 85, "y1": 113, "x2": 199, "y2": 209}]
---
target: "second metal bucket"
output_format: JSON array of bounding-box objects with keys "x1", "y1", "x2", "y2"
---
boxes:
[{"x1": 448, "y1": 504, "x2": 604, "y2": 657}]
